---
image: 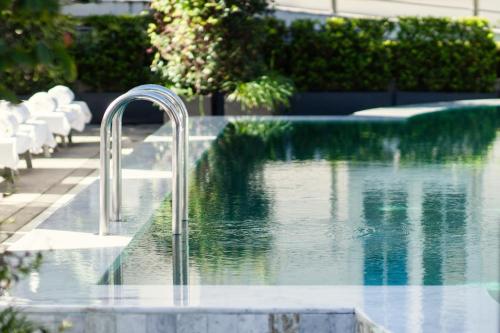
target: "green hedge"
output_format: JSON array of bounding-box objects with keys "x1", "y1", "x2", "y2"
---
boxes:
[
  {"x1": 71, "y1": 15, "x2": 154, "y2": 92},
  {"x1": 391, "y1": 17, "x2": 497, "y2": 92},
  {"x1": 272, "y1": 16, "x2": 497, "y2": 92},
  {"x1": 1, "y1": 9, "x2": 75, "y2": 96},
  {"x1": 70, "y1": 15, "x2": 497, "y2": 94},
  {"x1": 496, "y1": 42, "x2": 500, "y2": 81},
  {"x1": 5, "y1": 14, "x2": 499, "y2": 95},
  {"x1": 284, "y1": 17, "x2": 393, "y2": 91}
]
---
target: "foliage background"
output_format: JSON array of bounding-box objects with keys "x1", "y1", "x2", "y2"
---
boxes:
[
  {"x1": 2, "y1": 11, "x2": 499, "y2": 96},
  {"x1": 285, "y1": 17, "x2": 394, "y2": 91},
  {"x1": 73, "y1": 15, "x2": 500, "y2": 94},
  {"x1": 391, "y1": 17, "x2": 497, "y2": 92},
  {"x1": 71, "y1": 15, "x2": 154, "y2": 92},
  {"x1": 148, "y1": 0, "x2": 270, "y2": 97},
  {"x1": 0, "y1": 0, "x2": 76, "y2": 99}
]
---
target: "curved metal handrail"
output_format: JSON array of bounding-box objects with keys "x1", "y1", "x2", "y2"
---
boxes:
[
  {"x1": 99, "y1": 88, "x2": 188, "y2": 236},
  {"x1": 111, "y1": 85, "x2": 189, "y2": 224}
]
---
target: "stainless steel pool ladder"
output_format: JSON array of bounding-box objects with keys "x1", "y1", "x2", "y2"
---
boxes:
[{"x1": 99, "y1": 85, "x2": 189, "y2": 236}]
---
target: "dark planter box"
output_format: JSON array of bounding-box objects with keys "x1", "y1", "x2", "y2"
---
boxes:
[
  {"x1": 286, "y1": 92, "x2": 393, "y2": 115},
  {"x1": 76, "y1": 91, "x2": 499, "y2": 123},
  {"x1": 76, "y1": 92, "x2": 163, "y2": 125},
  {"x1": 77, "y1": 93, "x2": 272, "y2": 123},
  {"x1": 396, "y1": 92, "x2": 497, "y2": 106}
]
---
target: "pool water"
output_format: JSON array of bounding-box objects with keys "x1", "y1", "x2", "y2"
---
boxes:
[{"x1": 103, "y1": 108, "x2": 500, "y2": 287}]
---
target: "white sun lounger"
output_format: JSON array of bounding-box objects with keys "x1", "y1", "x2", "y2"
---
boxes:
[
  {"x1": 1, "y1": 101, "x2": 57, "y2": 154},
  {"x1": 0, "y1": 112, "x2": 34, "y2": 170},
  {"x1": 48, "y1": 85, "x2": 92, "y2": 124},
  {"x1": 23, "y1": 100, "x2": 72, "y2": 138},
  {"x1": 28, "y1": 92, "x2": 86, "y2": 132}
]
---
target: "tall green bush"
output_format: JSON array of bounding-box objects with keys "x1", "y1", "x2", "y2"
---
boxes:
[
  {"x1": 392, "y1": 17, "x2": 497, "y2": 92},
  {"x1": 71, "y1": 15, "x2": 154, "y2": 92},
  {"x1": 0, "y1": 0, "x2": 76, "y2": 98},
  {"x1": 149, "y1": 0, "x2": 294, "y2": 110},
  {"x1": 149, "y1": 0, "x2": 267, "y2": 96}
]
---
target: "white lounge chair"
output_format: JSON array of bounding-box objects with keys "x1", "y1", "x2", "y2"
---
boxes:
[
  {"x1": 0, "y1": 111, "x2": 34, "y2": 170},
  {"x1": 48, "y1": 85, "x2": 92, "y2": 124},
  {"x1": 24, "y1": 93, "x2": 75, "y2": 146},
  {"x1": 23, "y1": 100, "x2": 71, "y2": 138},
  {"x1": 28, "y1": 92, "x2": 86, "y2": 133},
  {"x1": 0, "y1": 118, "x2": 19, "y2": 170},
  {"x1": 0, "y1": 101, "x2": 57, "y2": 155}
]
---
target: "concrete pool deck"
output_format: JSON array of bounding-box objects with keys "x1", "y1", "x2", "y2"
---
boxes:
[
  {"x1": 1, "y1": 100, "x2": 500, "y2": 333},
  {"x1": 0, "y1": 125, "x2": 157, "y2": 243},
  {"x1": 353, "y1": 98, "x2": 500, "y2": 119}
]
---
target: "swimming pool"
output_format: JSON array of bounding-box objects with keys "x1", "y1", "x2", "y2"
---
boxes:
[
  {"x1": 4, "y1": 104, "x2": 499, "y2": 333},
  {"x1": 103, "y1": 108, "x2": 500, "y2": 291}
]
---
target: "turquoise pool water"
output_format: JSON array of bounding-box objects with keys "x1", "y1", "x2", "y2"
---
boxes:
[{"x1": 104, "y1": 108, "x2": 500, "y2": 287}]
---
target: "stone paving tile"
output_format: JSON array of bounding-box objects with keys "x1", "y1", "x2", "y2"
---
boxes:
[
  {"x1": 299, "y1": 314, "x2": 331, "y2": 333},
  {"x1": 116, "y1": 313, "x2": 147, "y2": 333},
  {"x1": 330, "y1": 313, "x2": 355, "y2": 333},
  {"x1": 146, "y1": 314, "x2": 176, "y2": 333},
  {"x1": 85, "y1": 312, "x2": 116, "y2": 333},
  {"x1": 207, "y1": 314, "x2": 238, "y2": 333},
  {"x1": 177, "y1": 314, "x2": 207, "y2": 333},
  {"x1": 237, "y1": 314, "x2": 270, "y2": 333}
]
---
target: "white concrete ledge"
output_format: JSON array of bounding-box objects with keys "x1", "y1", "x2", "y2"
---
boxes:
[{"x1": 353, "y1": 99, "x2": 500, "y2": 119}]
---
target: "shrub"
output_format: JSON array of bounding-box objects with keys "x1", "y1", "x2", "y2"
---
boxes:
[
  {"x1": 286, "y1": 18, "x2": 393, "y2": 92},
  {"x1": 392, "y1": 17, "x2": 497, "y2": 92},
  {"x1": 149, "y1": 0, "x2": 294, "y2": 110},
  {"x1": 3, "y1": 11, "x2": 497, "y2": 97},
  {"x1": 71, "y1": 15, "x2": 154, "y2": 92},
  {"x1": 149, "y1": 0, "x2": 268, "y2": 96},
  {"x1": 271, "y1": 16, "x2": 496, "y2": 92},
  {"x1": 0, "y1": 0, "x2": 76, "y2": 98},
  {"x1": 260, "y1": 17, "x2": 289, "y2": 73},
  {"x1": 227, "y1": 74, "x2": 295, "y2": 110},
  {"x1": 496, "y1": 42, "x2": 500, "y2": 82}
]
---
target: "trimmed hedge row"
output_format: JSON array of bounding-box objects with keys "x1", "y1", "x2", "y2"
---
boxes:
[
  {"x1": 7, "y1": 15, "x2": 500, "y2": 94},
  {"x1": 70, "y1": 15, "x2": 154, "y2": 92},
  {"x1": 284, "y1": 18, "x2": 393, "y2": 91},
  {"x1": 390, "y1": 17, "x2": 497, "y2": 92},
  {"x1": 497, "y1": 42, "x2": 500, "y2": 81},
  {"x1": 276, "y1": 16, "x2": 497, "y2": 92}
]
